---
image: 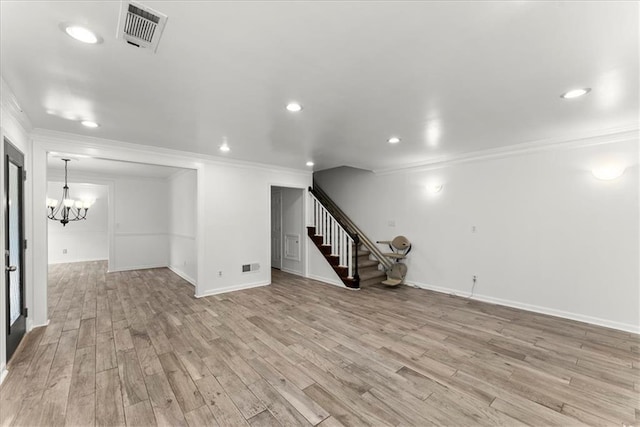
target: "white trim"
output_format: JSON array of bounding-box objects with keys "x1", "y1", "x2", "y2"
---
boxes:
[
  {"x1": 114, "y1": 231, "x2": 167, "y2": 237},
  {"x1": 48, "y1": 168, "x2": 172, "y2": 182},
  {"x1": 374, "y1": 126, "x2": 639, "y2": 175},
  {"x1": 33, "y1": 129, "x2": 311, "y2": 176},
  {"x1": 195, "y1": 280, "x2": 269, "y2": 298},
  {"x1": 29, "y1": 319, "x2": 50, "y2": 329},
  {"x1": 168, "y1": 265, "x2": 196, "y2": 286},
  {"x1": 49, "y1": 257, "x2": 108, "y2": 265},
  {"x1": 306, "y1": 273, "x2": 346, "y2": 289},
  {"x1": 195, "y1": 165, "x2": 205, "y2": 299},
  {"x1": 167, "y1": 168, "x2": 194, "y2": 180},
  {"x1": 48, "y1": 230, "x2": 108, "y2": 234},
  {"x1": 108, "y1": 264, "x2": 167, "y2": 273},
  {"x1": 168, "y1": 233, "x2": 195, "y2": 241},
  {"x1": 281, "y1": 267, "x2": 304, "y2": 277},
  {"x1": 0, "y1": 366, "x2": 8, "y2": 385},
  {"x1": 406, "y1": 281, "x2": 640, "y2": 334},
  {"x1": 0, "y1": 78, "x2": 32, "y2": 132}
]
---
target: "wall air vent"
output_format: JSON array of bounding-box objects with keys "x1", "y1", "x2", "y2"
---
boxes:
[
  {"x1": 117, "y1": 1, "x2": 168, "y2": 53},
  {"x1": 242, "y1": 263, "x2": 260, "y2": 273}
]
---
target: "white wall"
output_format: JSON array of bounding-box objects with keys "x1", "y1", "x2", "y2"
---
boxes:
[
  {"x1": 279, "y1": 187, "x2": 305, "y2": 276},
  {"x1": 0, "y1": 78, "x2": 33, "y2": 381},
  {"x1": 314, "y1": 138, "x2": 639, "y2": 332},
  {"x1": 45, "y1": 170, "x2": 171, "y2": 272},
  {"x1": 168, "y1": 169, "x2": 197, "y2": 284},
  {"x1": 47, "y1": 182, "x2": 108, "y2": 264},
  {"x1": 112, "y1": 177, "x2": 169, "y2": 271},
  {"x1": 198, "y1": 163, "x2": 310, "y2": 297}
]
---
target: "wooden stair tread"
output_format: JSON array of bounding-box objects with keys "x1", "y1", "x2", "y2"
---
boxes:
[{"x1": 308, "y1": 233, "x2": 359, "y2": 289}]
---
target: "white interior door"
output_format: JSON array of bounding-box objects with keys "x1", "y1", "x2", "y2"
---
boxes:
[{"x1": 271, "y1": 189, "x2": 282, "y2": 269}]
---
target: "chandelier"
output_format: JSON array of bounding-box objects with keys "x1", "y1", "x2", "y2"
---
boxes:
[{"x1": 46, "y1": 159, "x2": 94, "y2": 226}]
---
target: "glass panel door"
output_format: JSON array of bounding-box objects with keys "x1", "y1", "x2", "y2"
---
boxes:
[
  {"x1": 5, "y1": 139, "x2": 26, "y2": 362},
  {"x1": 8, "y1": 162, "x2": 21, "y2": 326}
]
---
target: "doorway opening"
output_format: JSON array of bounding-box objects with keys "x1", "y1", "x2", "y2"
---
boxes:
[
  {"x1": 45, "y1": 155, "x2": 198, "y2": 298},
  {"x1": 270, "y1": 186, "x2": 305, "y2": 277}
]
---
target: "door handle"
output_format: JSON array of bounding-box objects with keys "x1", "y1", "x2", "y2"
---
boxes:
[{"x1": 6, "y1": 265, "x2": 17, "y2": 272}]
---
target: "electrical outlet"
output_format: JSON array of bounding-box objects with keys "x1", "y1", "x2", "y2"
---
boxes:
[{"x1": 62, "y1": 249, "x2": 67, "y2": 254}]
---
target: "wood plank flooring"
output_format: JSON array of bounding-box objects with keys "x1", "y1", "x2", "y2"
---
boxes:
[{"x1": 1, "y1": 260, "x2": 638, "y2": 426}]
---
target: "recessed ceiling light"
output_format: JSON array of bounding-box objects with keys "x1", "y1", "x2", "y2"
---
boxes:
[
  {"x1": 65, "y1": 25, "x2": 99, "y2": 44},
  {"x1": 561, "y1": 88, "x2": 591, "y2": 99},
  {"x1": 388, "y1": 137, "x2": 401, "y2": 144},
  {"x1": 81, "y1": 120, "x2": 99, "y2": 128},
  {"x1": 306, "y1": 161, "x2": 314, "y2": 167},
  {"x1": 286, "y1": 102, "x2": 302, "y2": 112},
  {"x1": 219, "y1": 143, "x2": 230, "y2": 152}
]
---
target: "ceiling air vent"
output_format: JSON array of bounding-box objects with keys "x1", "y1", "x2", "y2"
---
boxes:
[{"x1": 117, "y1": 1, "x2": 168, "y2": 53}]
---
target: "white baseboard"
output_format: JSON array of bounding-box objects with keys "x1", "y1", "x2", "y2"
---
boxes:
[
  {"x1": 108, "y1": 263, "x2": 167, "y2": 273},
  {"x1": 168, "y1": 265, "x2": 196, "y2": 286},
  {"x1": 27, "y1": 318, "x2": 50, "y2": 332},
  {"x1": 281, "y1": 267, "x2": 304, "y2": 277},
  {"x1": 195, "y1": 280, "x2": 269, "y2": 298},
  {"x1": 0, "y1": 366, "x2": 7, "y2": 385},
  {"x1": 406, "y1": 281, "x2": 640, "y2": 334},
  {"x1": 306, "y1": 273, "x2": 346, "y2": 289}
]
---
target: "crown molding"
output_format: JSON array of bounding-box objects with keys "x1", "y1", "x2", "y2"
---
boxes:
[
  {"x1": 47, "y1": 169, "x2": 166, "y2": 184},
  {"x1": 31, "y1": 128, "x2": 312, "y2": 177},
  {"x1": 0, "y1": 77, "x2": 33, "y2": 133},
  {"x1": 373, "y1": 125, "x2": 639, "y2": 175}
]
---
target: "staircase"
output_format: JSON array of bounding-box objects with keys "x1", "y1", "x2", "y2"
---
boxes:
[
  {"x1": 308, "y1": 185, "x2": 390, "y2": 289},
  {"x1": 357, "y1": 248, "x2": 387, "y2": 287}
]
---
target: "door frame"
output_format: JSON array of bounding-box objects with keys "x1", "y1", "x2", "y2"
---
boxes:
[
  {"x1": 268, "y1": 184, "x2": 307, "y2": 281},
  {"x1": 4, "y1": 138, "x2": 26, "y2": 362},
  {"x1": 271, "y1": 188, "x2": 282, "y2": 269}
]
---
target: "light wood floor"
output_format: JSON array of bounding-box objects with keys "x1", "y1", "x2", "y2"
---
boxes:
[{"x1": 1, "y1": 261, "x2": 638, "y2": 426}]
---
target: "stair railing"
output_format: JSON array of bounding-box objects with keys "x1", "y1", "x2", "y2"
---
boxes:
[
  {"x1": 310, "y1": 183, "x2": 393, "y2": 270},
  {"x1": 309, "y1": 190, "x2": 359, "y2": 282}
]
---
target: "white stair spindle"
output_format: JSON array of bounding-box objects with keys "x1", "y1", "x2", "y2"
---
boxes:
[
  {"x1": 348, "y1": 238, "x2": 353, "y2": 278},
  {"x1": 341, "y1": 230, "x2": 344, "y2": 266},
  {"x1": 314, "y1": 199, "x2": 319, "y2": 230}
]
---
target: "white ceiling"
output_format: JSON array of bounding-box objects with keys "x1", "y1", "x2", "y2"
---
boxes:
[
  {"x1": 1, "y1": 1, "x2": 638, "y2": 172},
  {"x1": 47, "y1": 154, "x2": 185, "y2": 179}
]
